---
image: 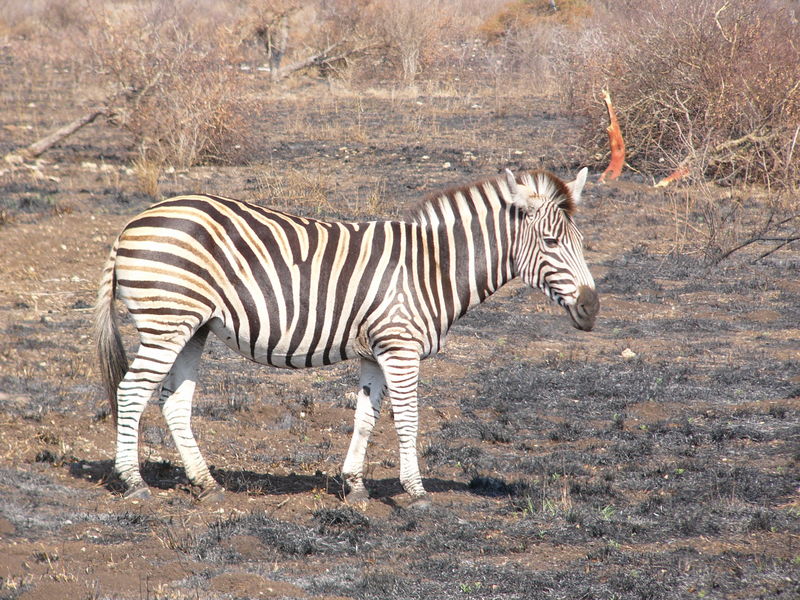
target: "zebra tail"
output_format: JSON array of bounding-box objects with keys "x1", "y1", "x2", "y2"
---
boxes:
[{"x1": 94, "y1": 238, "x2": 127, "y2": 426}]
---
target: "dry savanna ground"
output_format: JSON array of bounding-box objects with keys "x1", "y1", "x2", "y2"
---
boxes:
[{"x1": 0, "y1": 8, "x2": 799, "y2": 600}]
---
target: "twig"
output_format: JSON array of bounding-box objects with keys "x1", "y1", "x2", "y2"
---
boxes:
[
  {"x1": 714, "y1": 225, "x2": 800, "y2": 264},
  {"x1": 752, "y1": 237, "x2": 800, "y2": 263},
  {"x1": 786, "y1": 124, "x2": 799, "y2": 180}
]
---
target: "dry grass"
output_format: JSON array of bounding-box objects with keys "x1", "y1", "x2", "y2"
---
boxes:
[
  {"x1": 132, "y1": 151, "x2": 163, "y2": 198},
  {"x1": 250, "y1": 167, "x2": 335, "y2": 215}
]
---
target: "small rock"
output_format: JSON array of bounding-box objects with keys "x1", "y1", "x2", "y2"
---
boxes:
[{"x1": 621, "y1": 348, "x2": 637, "y2": 359}]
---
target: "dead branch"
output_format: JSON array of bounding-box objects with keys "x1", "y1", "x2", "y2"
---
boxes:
[
  {"x1": 4, "y1": 107, "x2": 108, "y2": 164},
  {"x1": 598, "y1": 89, "x2": 625, "y2": 183},
  {"x1": 713, "y1": 212, "x2": 800, "y2": 264},
  {"x1": 753, "y1": 236, "x2": 800, "y2": 262},
  {"x1": 713, "y1": 130, "x2": 776, "y2": 154},
  {"x1": 654, "y1": 156, "x2": 692, "y2": 187},
  {"x1": 271, "y1": 41, "x2": 377, "y2": 81},
  {"x1": 271, "y1": 42, "x2": 340, "y2": 80}
]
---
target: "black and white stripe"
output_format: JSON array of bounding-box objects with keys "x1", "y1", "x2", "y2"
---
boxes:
[{"x1": 95, "y1": 168, "x2": 598, "y2": 504}]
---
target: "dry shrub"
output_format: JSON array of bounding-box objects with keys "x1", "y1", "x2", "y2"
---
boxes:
[
  {"x1": 85, "y1": 1, "x2": 254, "y2": 170},
  {"x1": 438, "y1": 1, "x2": 594, "y2": 102},
  {"x1": 479, "y1": 0, "x2": 592, "y2": 41},
  {"x1": 0, "y1": 0, "x2": 86, "y2": 37},
  {"x1": 228, "y1": 0, "x2": 386, "y2": 85},
  {"x1": 370, "y1": 0, "x2": 455, "y2": 85},
  {"x1": 565, "y1": 0, "x2": 800, "y2": 188},
  {"x1": 132, "y1": 151, "x2": 162, "y2": 198}
]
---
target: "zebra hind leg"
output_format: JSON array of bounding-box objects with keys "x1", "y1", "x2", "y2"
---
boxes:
[
  {"x1": 159, "y1": 326, "x2": 223, "y2": 502},
  {"x1": 342, "y1": 359, "x2": 385, "y2": 504},
  {"x1": 115, "y1": 343, "x2": 181, "y2": 499}
]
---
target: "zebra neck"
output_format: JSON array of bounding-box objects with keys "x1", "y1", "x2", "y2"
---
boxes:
[{"x1": 414, "y1": 186, "x2": 518, "y2": 330}]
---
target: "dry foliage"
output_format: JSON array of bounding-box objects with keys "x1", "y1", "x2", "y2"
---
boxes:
[
  {"x1": 370, "y1": 0, "x2": 454, "y2": 85},
  {"x1": 84, "y1": 1, "x2": 254, "y2": 170},
  {"x1": 479, "y1": 0, "x2": 592, "y2": 40},
  {"x1": 564, "y1": 0, "x2": 800, "y2": 188}
]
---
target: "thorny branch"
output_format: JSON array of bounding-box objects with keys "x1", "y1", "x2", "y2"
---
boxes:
[{"x1": 712, "y1": 212, "x2": 800, "y2": 264}]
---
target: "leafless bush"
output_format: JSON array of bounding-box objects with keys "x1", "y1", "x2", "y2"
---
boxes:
[
  {"x1": 563, "y1": 0, "x2": 800, "y2": 188},
  {"x1": 85, "y1": 1, "x2": 253, "y2": 170},
  {"x1": 370, "y1": 0, "x2": 454, "y2": 85}
]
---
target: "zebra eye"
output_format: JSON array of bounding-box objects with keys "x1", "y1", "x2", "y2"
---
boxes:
[{"x1": 543, "y1": 237, "x2": 559, "y2": 249}]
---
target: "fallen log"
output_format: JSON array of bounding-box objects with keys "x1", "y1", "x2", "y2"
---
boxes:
[
  {"x1": 4, "y1": 107, "x2": 108, "y2": 164},
  {"x1": 598, "y1": 89, "x2": 625, "y2": 183}
]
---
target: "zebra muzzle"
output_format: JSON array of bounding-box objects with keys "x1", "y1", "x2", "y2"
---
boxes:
[{"x1": 567, "y1": 285, "x2": 599, "y2": 331}]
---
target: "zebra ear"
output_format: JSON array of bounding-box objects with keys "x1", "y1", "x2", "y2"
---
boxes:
[
  {"x1": 566, "y1": 167, "x2": 588, "y2": 204},
  {"x1": 504, "y1": 168, "x2": 519, "y2": 196}
]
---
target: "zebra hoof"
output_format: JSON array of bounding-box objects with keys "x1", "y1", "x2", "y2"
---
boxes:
[
  {"x1": 408, "y1": 494, "x2": 432, "y2": 510},
  {"x1": 197, "y1": 485, "x2": 225, "y2": 503},
  {"x1": 345, "y1": 488, "x2": 370, "y2": 505},
  {"x1": 123, "y1": 485, "x2": 152, "y2": 501}
]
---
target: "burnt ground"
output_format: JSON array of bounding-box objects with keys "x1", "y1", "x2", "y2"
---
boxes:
[{"x1": 0, "y1": 66, "x2": 799, "y2": 600}]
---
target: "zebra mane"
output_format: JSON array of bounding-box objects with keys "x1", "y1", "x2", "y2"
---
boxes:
[
  {"x1": 517, "y1": 170, "x2": 576, "y2": 218},
  {"x1": 409, "y1": 169, "x2": 576, "y2": 225}
]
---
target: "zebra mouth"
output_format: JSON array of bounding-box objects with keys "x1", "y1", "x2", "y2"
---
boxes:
[{"x1": 564, "y1": 285, "x2": 599, "y2": 331}]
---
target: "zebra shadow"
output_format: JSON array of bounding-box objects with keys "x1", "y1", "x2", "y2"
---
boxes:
[
  {"x1": 211, "y1": 467, "x2": 470, "y2": 503},
  {"x1": 68, "y1": 458, "x2": 199, "y2": 495},
  {"x1": 68, "y1": 460, "x2": 470, "y2": 502}
]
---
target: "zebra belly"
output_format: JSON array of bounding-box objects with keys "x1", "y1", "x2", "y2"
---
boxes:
[{"x1": 207, "y1": 317, "x2": 367, "y2": 368}]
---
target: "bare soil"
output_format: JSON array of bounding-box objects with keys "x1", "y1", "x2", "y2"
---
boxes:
[{"x1": 1, "y1": 63, "x2": 798, "y2": 600}]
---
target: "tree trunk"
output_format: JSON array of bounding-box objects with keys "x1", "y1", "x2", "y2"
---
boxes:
[{"x1": 269, "y1": 14, "x2": 290, "y2": 83}]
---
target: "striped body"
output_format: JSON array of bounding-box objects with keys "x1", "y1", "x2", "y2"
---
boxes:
[{"x1": 95, "y1": 168, "x2": 598, "y2": 504}]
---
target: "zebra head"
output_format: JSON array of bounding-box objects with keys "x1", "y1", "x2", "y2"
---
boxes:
[{"x1": 506, "y1": 168, "x2": 599, "y2": 332}]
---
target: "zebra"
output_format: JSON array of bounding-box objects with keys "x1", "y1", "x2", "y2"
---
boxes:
[{"x1": 95, "y1": 167, "x2": 599, "y2": 506}]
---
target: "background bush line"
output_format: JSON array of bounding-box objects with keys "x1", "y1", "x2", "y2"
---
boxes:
[
  {"x1": 2, "y1": 0, "x2": 798, "y2": 187},
  {"x1": 1, "y1": 0, "x2": 797, "y2": 264}
]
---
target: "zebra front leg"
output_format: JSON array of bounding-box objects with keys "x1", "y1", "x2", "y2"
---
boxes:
[
  {"x1": 378, "y1": 350, "x2": 429, "y2": 506},
  {"x1": 159, "y1": 327, "x2": 223, "y2": 502},
  {"x1": 342, "y1": 358, "x2": 385, "y2": 504},
  {"x1": 115, "y1": 345, "x2": 177, "y2": 499}
]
